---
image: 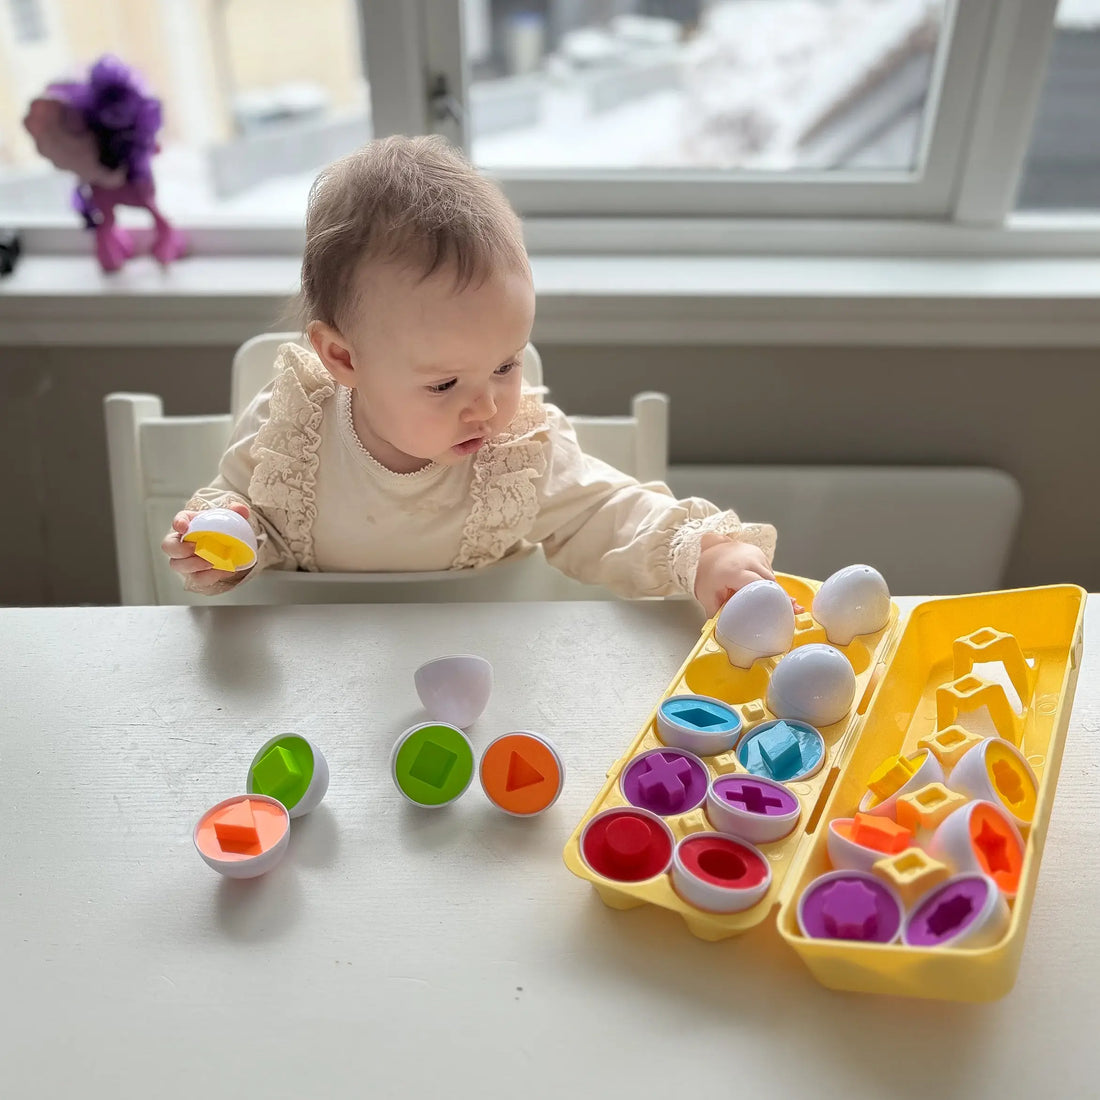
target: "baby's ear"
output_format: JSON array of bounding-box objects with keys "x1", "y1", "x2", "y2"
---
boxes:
[{"x1": 308, "y1": 321, "x2": 357, "y2": 387}]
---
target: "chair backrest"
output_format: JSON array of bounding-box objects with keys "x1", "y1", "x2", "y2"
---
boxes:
[
  {"x1": 105, "y1": 394, "x2": 235, "y2": 604},
  {"x1": 571, "y1": 393, "x2": 669, "y2": 485},
  {"x1": 106, "y1": 339, "x2": 669, "y2": 605},
  {"x1": 231, "y1": 332, "x2": 545, "y2": 419}
]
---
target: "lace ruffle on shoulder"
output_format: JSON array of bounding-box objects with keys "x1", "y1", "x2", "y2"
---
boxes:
[
  {"x1": 453, "y1": 390, "x2": 550, "y2": 569},
  {"x1": 247, "y1": 342, "x2": 335, "y2": 571}
]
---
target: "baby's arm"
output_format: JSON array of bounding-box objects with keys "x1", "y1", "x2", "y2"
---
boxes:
[
  {"x1": 528, "y1": 406, "x2": 777, "y2": 611},
  {"x1": 160, "y1": 383, "x2": 295, "y2": 596}
]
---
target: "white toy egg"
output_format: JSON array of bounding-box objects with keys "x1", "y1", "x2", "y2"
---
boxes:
[
  {"x1": 414, "y1": 654, "x2": 493, "y2": 729},
  {"x1": 812, "y1": 564, "x2": 891, "y2": 646},
  {"x1": 715, "y1": 579, "x2": 795, "y2": 669},
  {"x1": 194, "y1": 794, "x2": 290, "y2": 879},
  {"x1": 246, "y1": 734, "x2": 330, "y2": 819},
  {"x1": 183, "y1": 508, "x2": 258, "y2": 572},
  {"x1": 766, "y1": 644, "x2": 856, "y2": 728}
]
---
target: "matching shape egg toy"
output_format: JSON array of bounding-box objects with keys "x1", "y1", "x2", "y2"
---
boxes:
[
  {"x1": 766, "y1": 643, "x2": 857, "y2": 729},
  {"x1": 414, "y1": 654, "x2": 493, "y2": 729},
  {"x1": 183, "y1": 507, "x2": 258, "y2": 573},
  {"x1": 400, "y1": 655, "x2": 564, "y2": 815},
  {"x1": 193, "y1": 565, "x2": 892, "y2": 879},
  {"x1": 195, "y1": 735, "x2": 331, "y2": 878},
  {"x1": 715, "y1": 579, "x2": 796, "y2": 668},
  {"x1": 812, "y1": 565, "x2": 892, "y2": 647}
]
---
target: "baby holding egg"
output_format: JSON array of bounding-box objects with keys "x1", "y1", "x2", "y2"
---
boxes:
[{"x1": 162, "y1": 136, "x2": 778, "y2": 614}]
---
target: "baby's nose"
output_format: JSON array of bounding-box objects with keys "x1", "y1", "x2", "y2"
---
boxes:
[{"x1": 466, "y1": 389, "x2": 496, "y2": 420}]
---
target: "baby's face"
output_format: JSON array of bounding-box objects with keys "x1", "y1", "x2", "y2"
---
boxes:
[{"x1": 343, "y1": 260, "x2": 535, "y2": 469}]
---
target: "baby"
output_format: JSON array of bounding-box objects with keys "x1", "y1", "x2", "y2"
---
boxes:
[{"x1": 162, "y1": 135, "x2": 778, "y2": 616}]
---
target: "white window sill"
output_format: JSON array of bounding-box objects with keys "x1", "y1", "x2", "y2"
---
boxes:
[{"x1": 2, "y1": 252, "x2": 1100, "y2": 346}]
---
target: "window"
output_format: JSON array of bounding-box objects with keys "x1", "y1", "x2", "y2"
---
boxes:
[
  {"x1": 9, "y1": 0, "x2": 46, "y2": 44},
  {"x1": 0, "y1": 0, "x2": 370, "y2": 222},
  {"x1": 1016, "y1": 0, "x2": 1100, "y2": 210},
  {"x1": 0, "y1": 0, "x2": 1093, "y2": 241},
  {"x1": 457, "y1": 0, "x2": 992, "y2": 216},
  {"x1": 469, "y1": 0, "x2": 948, "y2": 174}
]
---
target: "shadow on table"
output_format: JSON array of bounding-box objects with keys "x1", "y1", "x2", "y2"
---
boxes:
[
  {"x1": 286, "y1": 803, "x2": 341, "y2": 868},
  {"x1": 213, "y1": 858, "x2": 304, "y2": 943},
  {"x1": 557, "y1": 894, "x2": 1005, "y2": 1100},
  {"x1": 188, "y1": 605, "x2": 282, "y2": 698}
]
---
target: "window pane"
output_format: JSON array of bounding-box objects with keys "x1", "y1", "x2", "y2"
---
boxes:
[
  {"x1": 0, "y1": 0, "x2": 369, "y2": 223},
  {"x1": 1016, "y1": 0, "x2": 1100, "y2": 211},
  {"x1": 466, "y1": 0, "x2": 948, "y2": 173}
]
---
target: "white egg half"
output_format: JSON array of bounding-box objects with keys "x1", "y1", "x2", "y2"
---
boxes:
[
  {"x1": 414, "y1": 654, "x2": 493, "y2": 729},
  {"x1": 812, "y1": 564, "x2": 891, "y2": 646},
  {"x1": 766, "y1": 643, "x2": 856, "y2": 728},
  {"x1": 714, "y1": 579, "x2": 796, "y2": 669},
  {"x1": 183, "y1": 508, "x2": 258, "y2": 570}
]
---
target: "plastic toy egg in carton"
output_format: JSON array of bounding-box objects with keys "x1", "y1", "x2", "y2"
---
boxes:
[{"x1": 562, "y1": 568, "x2": 901, "y2": 941}]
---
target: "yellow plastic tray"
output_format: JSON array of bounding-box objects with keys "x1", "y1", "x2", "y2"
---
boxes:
[{"x1": 563, "y1": 576, "x2": 1086, "y2": 1001}]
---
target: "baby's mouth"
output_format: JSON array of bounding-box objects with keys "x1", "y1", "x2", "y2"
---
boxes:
[{"x1": 452, "y1": 435, "x2": 486, "y2": 455}]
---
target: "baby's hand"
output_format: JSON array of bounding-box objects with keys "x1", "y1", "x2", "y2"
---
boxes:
[
  {"x1": 694, "y1": 538, "x2": 802, "y2": 618},
  {"x1": 161, "y1": 503, "x2": 252, "y2": 594}
]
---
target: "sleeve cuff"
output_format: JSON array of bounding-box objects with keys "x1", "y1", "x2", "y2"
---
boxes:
[{"x1": 669, "y1": 509, "x2": 778, "y2": 597}]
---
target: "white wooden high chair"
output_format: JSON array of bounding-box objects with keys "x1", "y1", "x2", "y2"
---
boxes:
[{"x1": 105, "y1": 335, "x2": 671, "y2": 605}]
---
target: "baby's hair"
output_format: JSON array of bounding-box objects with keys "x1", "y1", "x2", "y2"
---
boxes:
[{"x1": 296, "y1": 134, "x2": 528, "y2": 332}]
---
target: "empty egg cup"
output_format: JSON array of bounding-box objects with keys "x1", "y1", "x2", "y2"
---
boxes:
[
  {"x1": 902, "y1": 873, "x2": 1010, "y2": 950},
  {"x1": 194, "y1": 794, "x2": 290, "y2": 879},
  {"x1": 246, "y1": 733, "x2": 329, "y2": 818},
  {"x1": 656, "y1": 693, "x2": 743, "y2": 756},
  {"x1": 671, "y1": 833, "x2": 772, "y2": 914},
  {"x1": 620, "y1": 747, "x2": 709, "y2": 818},
  {"x1": 797, "y1": 869, "x2": 904, "y2": 944},
  {"x1": 737, "y1": 720, "x2": 826, "y2": 783},
  {"x1": 706, "y1": 774, "x2": 800, "y2": 845}
]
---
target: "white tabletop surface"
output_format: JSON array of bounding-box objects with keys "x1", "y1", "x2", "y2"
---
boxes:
[{"x1": 2, "y1": 597, "x2": 1098, "y2": 1099}]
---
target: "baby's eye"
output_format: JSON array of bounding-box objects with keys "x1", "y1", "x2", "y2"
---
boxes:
[
  {"x1": 495, "y1": 360, "x2": 519, "y2": 376},
  {"x1": 428, "y1": 379, "x2": 458, "y2": 394}
]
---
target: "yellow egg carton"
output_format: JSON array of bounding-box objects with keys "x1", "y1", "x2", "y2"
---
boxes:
[{"x1": 562, "y1": 575, "x2": 1086, "y2": 1001}]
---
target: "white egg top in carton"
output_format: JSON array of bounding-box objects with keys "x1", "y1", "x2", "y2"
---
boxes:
[
  {"x1": 714, "y1": 579, "x2": 796, "y2": 668},
  {"x1": 812, "y1": 565, "x2": 892, "y2": 647}
]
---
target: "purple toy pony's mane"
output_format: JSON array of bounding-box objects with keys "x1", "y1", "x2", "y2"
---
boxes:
[{"x1": 48, "y1": 56, "x2": 162, "y2": 227}]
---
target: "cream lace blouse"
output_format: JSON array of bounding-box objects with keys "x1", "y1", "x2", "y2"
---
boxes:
[{"x1": 186, "y1": 343, "x2": 776, "y2": 598}]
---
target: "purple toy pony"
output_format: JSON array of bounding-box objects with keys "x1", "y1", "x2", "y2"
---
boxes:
[{"x1": 23, "y1": 55, "x2": 188, "y2": 272}]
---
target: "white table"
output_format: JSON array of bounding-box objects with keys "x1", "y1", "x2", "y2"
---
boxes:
[{"x1": 2, "y1": 598, "x2": 1098, "y2": 1099}]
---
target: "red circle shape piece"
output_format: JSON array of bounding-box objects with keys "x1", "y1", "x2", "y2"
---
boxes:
[{"x1": 678, "y1": 835, "x2": 768, "y2": 889}]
